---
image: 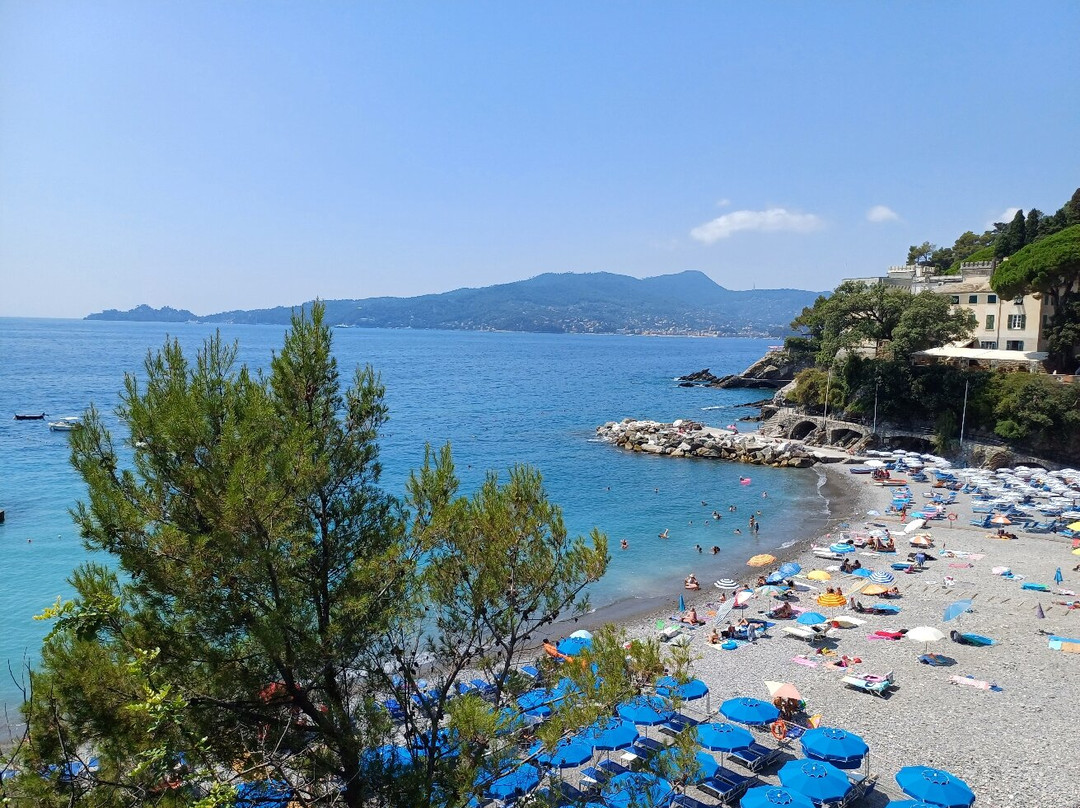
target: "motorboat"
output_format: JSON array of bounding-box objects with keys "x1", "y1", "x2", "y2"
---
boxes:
[
  {"x1": 14, "y1": 413, "x2": 46, "y2": 420},
  {"x1": 48, "y1": 416, "x2": 81, "y2": 432}
]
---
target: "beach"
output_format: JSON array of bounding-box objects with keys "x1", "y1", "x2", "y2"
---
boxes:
[{"x1": 576, "y1": 461, "x2": 1079, "y2": 808}]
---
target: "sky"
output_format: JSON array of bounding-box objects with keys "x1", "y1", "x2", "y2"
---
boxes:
[{"x1": 1, "y1": 2, "x2": 1078, "y2": 318}]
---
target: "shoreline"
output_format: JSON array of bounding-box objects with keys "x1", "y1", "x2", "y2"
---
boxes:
[{"x1": 549, "y1": 458, "x2": 1080, "y2": 808}]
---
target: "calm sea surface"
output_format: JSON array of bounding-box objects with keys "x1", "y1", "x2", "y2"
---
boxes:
[{"x1": 0, "y1": 319, "x2": 828, "y2": 716}]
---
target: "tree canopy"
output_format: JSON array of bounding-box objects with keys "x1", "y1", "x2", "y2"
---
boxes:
[{"x1": 12, "y1": 303, "x2": 619, "y2": 808}]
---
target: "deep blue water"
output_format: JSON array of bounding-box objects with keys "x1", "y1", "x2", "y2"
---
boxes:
[{"x1": 0, "y1": 319, "x2": 828, "y2": 716}]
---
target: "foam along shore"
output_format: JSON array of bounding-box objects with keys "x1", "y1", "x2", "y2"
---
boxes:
[
  {"x1": 596, "y1": 418, "x2": 818, "y2": 467},
  {"x1": 597, "y1": 460, "x2": 1080, "y2": 808}
]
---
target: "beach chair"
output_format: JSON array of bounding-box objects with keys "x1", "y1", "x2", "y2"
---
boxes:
[
  {"x1": 520, "y1": 665, "x2": 540, "y2": 681},
  {"x1": 700, "y1": 771, "x2": 755, "y2": 804},
  {"x1": 672, "y1": 795, "x2": 715, "y2": 808},
  {"x1": 728, "y1": 741, "x2": 783, "y2": 772},
  {"x1": 470, "y1": 679, "x2": 497, "y2": 698},
  {"x1": 840, "y1": 671, "x2": 895, "y2": 697},
  {"x1": 659, "y1": 711, "x2": 702, "y2": 737},
  {"x1": 383, "y1": 697, "x2": 407, "y2": 722},
  {"x1": 782, "y1": 625, "x2": 824, "y2": 643}
]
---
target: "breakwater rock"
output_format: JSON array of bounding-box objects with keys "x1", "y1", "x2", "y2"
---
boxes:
[{"x1": 596, "y1": 419, "x2": 817, "y2": 467}]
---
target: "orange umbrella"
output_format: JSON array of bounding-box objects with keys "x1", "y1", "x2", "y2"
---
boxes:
[
  {"x1": 765, "y1": 681, "x2": 803, "y2": 702},
  {"x1": 990, "y1": 515, "x2": 1012, "y2": 526},
  {"x1": 817, "y1": 592, "x2": 848, "y2": 607},
  {"x1": 807, "y1": 570, "x2": 831, "y2": 581},
  {"x1": 748, "y1": 554, "x2": 777, "y2": 567},
  {"x1": 862, "y1": 583, "x2": 888, "y2": 595}
]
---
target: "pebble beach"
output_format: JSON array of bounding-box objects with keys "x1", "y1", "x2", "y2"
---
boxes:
[{"x1": 586, "y1": 460, "x2": 1080, "y2": 808}]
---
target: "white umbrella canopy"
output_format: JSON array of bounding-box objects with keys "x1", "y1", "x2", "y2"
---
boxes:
[
  {"x1": 863, "y1": 459, "x2": 886, "y2": 468},
  {"x1": 903, "y1": 519, "x2": 926, "y2": 534},
  {"x1": 906, "y1": 626, "x2": 945, "y2": 653}
]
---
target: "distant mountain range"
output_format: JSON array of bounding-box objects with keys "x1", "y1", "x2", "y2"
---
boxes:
[{"x1": 86, "y1": 271, "x2": 823, "y2": 337}]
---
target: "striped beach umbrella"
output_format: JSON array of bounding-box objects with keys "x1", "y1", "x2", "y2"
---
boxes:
[
  {"x1": 830, "y1": 543, "x2": 856, "y2": 554},
  {"x1": 869, "y1": 570, "x2": 895, "y2": 585},
  {"x1": 715, "y1": 578, "x2": 738, "y2": 590}
]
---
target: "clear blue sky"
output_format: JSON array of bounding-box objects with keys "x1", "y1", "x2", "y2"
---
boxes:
[{"x1": 2, "y1": 1, "x2": 1077, "y2": 318}]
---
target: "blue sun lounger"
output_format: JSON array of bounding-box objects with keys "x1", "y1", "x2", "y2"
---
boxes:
[{"x1": 728, "y1": 742, "x2": 783, "y2": 772}]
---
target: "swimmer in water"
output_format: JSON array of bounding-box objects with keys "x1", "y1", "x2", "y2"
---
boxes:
[
  {"x1": 620, "y1": 539, "x2": 629, "y2": 550},
  {"x1": 658, "y1": 529, "x2": 669, "y2": 539}
]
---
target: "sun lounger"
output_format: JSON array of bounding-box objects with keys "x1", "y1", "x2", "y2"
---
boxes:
[
  {"x1": 470, "y1": 679, "x2": 496, "y2": 698},
  {"x1": 728, "y1": 741, "x2": 782, "y2": 772},
  {"x1": 672, "y1": 795, "x2": 714, "y2": 808},
  {"x1": 841, "y1": 671, "x2": 896, "y2": 696},
  {"x1": 383, "y1": 697, "x2": 407, "y2": 722},
  {"x1": 699, "y1": 769, "x2": 755, "y2": 803},
  {"x1": 782, "y1": 625, "x2": 835, "y2": 643}
]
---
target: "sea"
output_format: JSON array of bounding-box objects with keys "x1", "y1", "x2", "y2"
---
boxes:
[{"x1": 0, "y1": 318, "x2": 832, "y2": 722}]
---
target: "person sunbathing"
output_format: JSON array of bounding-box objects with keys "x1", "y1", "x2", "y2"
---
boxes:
[
  {"x1": 769, "y1": 601, "x2": 794, "y2": 619},
  {"x1": 684, "y1": 574, "x2": 700, "y2": 590},
  {"x1": 680, "y1": 607, "x2": 704, "y2": 625},
  {"x1": 709, "y1": 628, "x2": 721, "y2": 644},
  {"x1": 883, "y1": 586, "x2": 901, "y2": 598}
]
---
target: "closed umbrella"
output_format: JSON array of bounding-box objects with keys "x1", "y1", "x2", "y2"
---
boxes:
[
  {"x1": 742, "y1": 786, "x2": 815, "y2": 808},
  {"x1": 800, "y1": 727, "x2": 869, "y2": 766},
  {"x1": 1055, "y1": 567, "x2": 1064, "y2": 584},
  {"x1": 796, "y1": 612, "x2": 827, "y2": 626},
  {"x1": 778, "y1": 759, "x2": 853, "y2": 805},
  {"x1": 942, "y1": 599, "x2": 973, "y2": 622},
  {"x1": 749, "y1": 553, "x2": 777, "y2": 567},
  {"x1": 895, "y1": 766, "x2": 975, "y2": 807},
  {"x1": 679, "y1": 594, "x2": 686, "y2": 612},
  {"x1": 720, "y1": 697, "x2": 780, "y2": 726},
  {"x1": 869, "y1": 570, "x2": 895, "y2": 585}
]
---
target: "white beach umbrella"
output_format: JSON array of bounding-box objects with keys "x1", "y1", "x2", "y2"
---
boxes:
[
  {"x1": 903, "y1": 519, "x2": 926, "y2": 534},
  {"x1": 863, "y1": 459, "x2": 886, "y2": 468},
  {"x1": 906, "y1": 626, "x2": 945, "y2": 653},
  {"x1": 868, "y1": 570, "x2": 894, "y2": 585}
]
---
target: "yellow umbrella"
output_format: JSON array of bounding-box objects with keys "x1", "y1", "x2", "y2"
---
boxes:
[
  {"x1": 807, "y1": 570, "x2": 831, "y2": 581},
  {"x1": 1072, "y1": 547, "x2": 1080, "y2": 556},
  {"x1": 862, "y1": 583, "x2": 888, "y2": 595},
  {"x1": 1068, "y1": 520, "x2": 1080, "y2": 531},
  {"x1": 817, "y1": 592, "x2": 847, "y2": 607},
  {"x1": 747, "y1": 554, "x2": 777, "y2": 567}
]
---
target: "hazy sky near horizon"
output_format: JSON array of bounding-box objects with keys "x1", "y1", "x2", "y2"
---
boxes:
[{"x1": 2, "y1": 2, "x2": 1078, "y2": 319}]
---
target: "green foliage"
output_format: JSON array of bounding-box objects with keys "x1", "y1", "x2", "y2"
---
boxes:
[
  {"x1": 947, "y1": 243, "x2": 995, "y2": 273},
  {"x1": 994, "y1": 209, "x2": 1027, "y2": 258},
  {"x1": 992, "y1": 224, "x2": 1080, "y2": 301}
]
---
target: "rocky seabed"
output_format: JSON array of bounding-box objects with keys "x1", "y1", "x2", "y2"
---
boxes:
[{"x1": 596, "y1": 419, "x2": 816, "y2": 468}]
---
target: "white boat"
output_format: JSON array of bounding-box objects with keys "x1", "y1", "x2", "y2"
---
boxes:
[{"x1": 48, "y1": 416, "x2": 81, "y2": 432}]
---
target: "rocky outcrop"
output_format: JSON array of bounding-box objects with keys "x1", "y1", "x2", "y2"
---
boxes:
[
  {"x1": 678, "y1": 349, "x2": 812, "y2": 390},
  {"x1": 595, "y1": 418, "x2": 817, "y2": 468}
]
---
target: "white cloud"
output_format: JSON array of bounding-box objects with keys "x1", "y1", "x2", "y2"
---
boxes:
[
  {"x1": 716, "y1": 198, "x2": 732, "y2": 208},
  {"x1": 690, "y1": 207, "x2": 824, "y2": 243},
  {"x1": 866, "y1": 205, "x2": 900, "y2": 223},
  {"x1": 987, "y1": 207, "x2": 1020, "y2": 229}
]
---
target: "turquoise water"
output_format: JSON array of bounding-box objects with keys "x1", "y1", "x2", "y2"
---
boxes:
[{"x1": 0, "y1": 319, "x2": 828, "y2": 718}]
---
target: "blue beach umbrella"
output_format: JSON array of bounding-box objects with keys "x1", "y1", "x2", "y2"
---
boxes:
[
  {"x1": 778, "y1": 759, "x2": 852, "y2": 805},
  {"x1": 719, "y1": 697, "x2": 780, "y2": 726},
  {"x1": 766, "y1": 571, "x2": 785, "y2": 584},
  {"x1": 796, "y1": 612, "x2": 828, "y2": 626},
  {"x1": 602, "y1": 771, "x2": 672, "y2": 808},
  {"x1": 535, "y1": 736, "x2": 593, "y2": 769},
  {"x1": 236, "y1": 781, "x2": 292, "y2": 808},
  {"x1": 895, "y1": 766, "x2": 975, "y2": 807},
  {"x1": 484, "y1": 763, "x2": 541, "y2": 801},
  {"x1": 943, "y1": 599, "x2": 973, "y2": 623},
  {"x1": 517, "y1": 688, "x2": 556, "y2": 712},
  {"x1": 800, "y1": 727, "x2": 869, "y2": 766},
  {"x1": 830, "y1": 543, "x2": 856, "y2": 554},
  {"x1": 585, "y1": 717, "x2": 639, "y2": 751},
  {"x1": 886, "y1": 802, "x2": 941, "y2": 808},
  {"x1": 656, "y1": 676, "x2": 709, "y2": 703},
  {"x1": 742, "y1": 785, "x2": 816, "y2": 808},
  {"x1": 556, "y1": 636, "x2": 592, "y2": 656},
  {"x1": 695, "y1": 722, "x2": 754, "y2": 753},
  {"x1": 617, "y1": 695, "x2": 673, "y2": 727},
  {"x1": 869, "y1": 570, "x2": 895, "y2": 585},
  {"x1": 362, "y1": 744, "x2": 414, "y2": 769},
  {"x1": 852, "y1": 567, "x2": 873, "y2": 578},
  {"x1": 779, "y1": 562, "x2": 802, "y2": 577},
  {"x1": 654, "y1": 748, "x2": 718, "y2": 784}
]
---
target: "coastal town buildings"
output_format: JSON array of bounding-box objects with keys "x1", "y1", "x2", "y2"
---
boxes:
[{"x1": 845, "y1": 261, "x2": 1053, "y2": 371}]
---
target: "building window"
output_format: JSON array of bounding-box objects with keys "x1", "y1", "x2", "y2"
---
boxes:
[
  {"x1": 1007, "y1": 314, "x2": 1026, "y2": 330},
  {"x1": 980, "y1": 341, "x2": 998, "y2": 350},
  {"x1": 1006, "y1": 340, "x2": 1024, "y2": 351},
  {"x1": 985, "y1": 314, "x2": 995, "y2": 330},
  {"x1": 950, "y1": 295, "x2": 960, "y2": 304},
  {"x1": 1013, "y1": 295, "x2": 1024, "y2": 304},
  {"x1": 987, "y1": 294, "x2": 997, "y2": 303},
  {"x1": 968, "y1": 294, "x2": 978, "y2": 304}
]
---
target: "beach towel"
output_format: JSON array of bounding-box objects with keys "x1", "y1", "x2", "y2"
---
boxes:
[
  {"x1": 1047, "y1": 635, "x2": 1080, "y2": 650},
  {"x1": 792, "y1": 655, "x2": 818, "y2": 668},
  {"x1": 1021, "y1": 583, "x2": 1050, "y2": 591},
  {"x1": 1062, "y1": 643, "x2": 1080, "y2": 654},
  {"x1": 949, "y1": 676, "x2": 992, "y2": 690},
  {"x1": 949, "y1": 563, "x2": 973, "y2": 568}
]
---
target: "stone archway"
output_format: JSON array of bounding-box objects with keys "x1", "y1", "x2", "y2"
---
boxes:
[
  {"x1": 829, "y1": 427, "x2": 864, "y2": 447},
  {"x1": 790, "y1": 420, "x2": 818, "y2": 441}
]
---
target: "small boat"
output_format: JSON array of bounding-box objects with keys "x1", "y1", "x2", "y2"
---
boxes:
[
  {"x1": 14, "y1": 413, "x2": 46, "y2": 420},
  {"x1": 48, "y1": 416, "x2": 82, "y2": 432}
]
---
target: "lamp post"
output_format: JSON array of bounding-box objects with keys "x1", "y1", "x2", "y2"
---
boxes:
[
  {"x1": 959, "y1": 378, "x2": 970, "y2": 450},
  {"x1": 822, "y1": 364, "x2": 833, "y2": 438},
  {"x1": 872, "y1": 377, "x2": 880, "y2": 435}
]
